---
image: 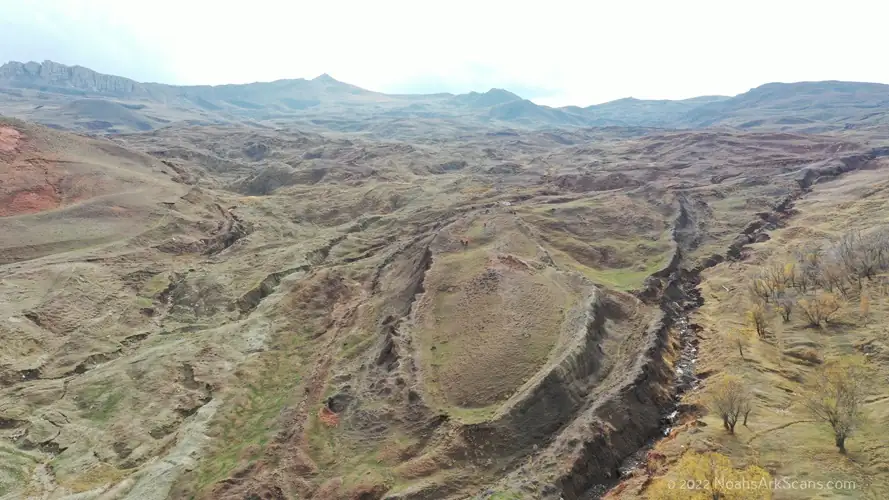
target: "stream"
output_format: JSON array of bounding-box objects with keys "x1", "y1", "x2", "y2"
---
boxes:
[
  {"x1": 580, "y1": 311, "x2": 701, "y2": 500},
  {"x1": 616, "y1": 313, "x2": 700, "y2": 477}
]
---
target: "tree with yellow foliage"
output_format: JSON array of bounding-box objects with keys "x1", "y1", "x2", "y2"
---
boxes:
[
  {"x1": 763, "y1": 262, "x2": 788, "y2": 297},
  {"x1": 747, "y1": 304, "x2": 767, "y2": 338},
  {"x1": 783, "y1": 262, "x2": 798, "y2": 290},
  {"x1": 748, "y1": 278, "x2": 772, "y2": 304},
  {"x1": 646, "y1": 451, "x2": 772, "y2": 499},
  {"x1": 797, "y1": 293, "x2": 841, "y2": 327},
  {"x1": 803, "y1": 357, "x2": 871, "y2": 454},
  {"x1": 709, "y1": 375, "x2": 753, "y2": 433}
]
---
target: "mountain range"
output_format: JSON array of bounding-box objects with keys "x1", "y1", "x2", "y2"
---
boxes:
[
  {"x1": 4, "y1": 60, "x2": 889, "y2": 134},
  {"x1": 5, "y1": 56, "x2": 889, "y2": 500}
]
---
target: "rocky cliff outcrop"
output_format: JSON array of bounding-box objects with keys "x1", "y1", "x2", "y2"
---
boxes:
[{"x1": 0, "y1": 60, "x2": 147, "y2": 96}]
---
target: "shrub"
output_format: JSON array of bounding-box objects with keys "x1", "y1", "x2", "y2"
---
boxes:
[
  {"x1": 646, "y1": 451, "x2": 772, "y2": 499},
  {"x1": 797, "y1": 293, "x2": 841, "y2": 327}
]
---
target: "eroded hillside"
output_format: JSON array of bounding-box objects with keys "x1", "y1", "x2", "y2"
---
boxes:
[{"x1": 1, "y1": 115, "x2": 888, "y2": 500}]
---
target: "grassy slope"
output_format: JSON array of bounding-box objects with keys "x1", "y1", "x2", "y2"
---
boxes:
[
  {"x1": 617, "y1": 165, "x2": 889, "y2": 499},
  {"x1": 518, "y1": 194, "x2": 674, "y2": 291},
  {"x1": 414, "y1": 215, "x2": 575, "y2": 419}
]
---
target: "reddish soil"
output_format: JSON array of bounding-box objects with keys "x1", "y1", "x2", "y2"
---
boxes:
[
  {"x1": 0, "y1": 160, "x2": 65, "y2": 217},
  {"x1": 0, "y1": 127, "x2": 123, "y2": 217},
  {"x1": 1, "y1": 185, "x2": 62, "y2": 216},
  {"x1": 0, "y1": 126, "x2": 64, "y2": 216},
  {"x1": 0, "y1": 127, "x2": 21, "y2": 154}
]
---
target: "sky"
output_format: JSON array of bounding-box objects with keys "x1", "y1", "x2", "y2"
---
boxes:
[{"x1": 1, "y1": 0, "x2": 887, "y2": 106}]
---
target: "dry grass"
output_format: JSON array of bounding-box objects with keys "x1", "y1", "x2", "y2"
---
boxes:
[
  {"x1": 519, "y1": 194, "x2": 674, "y2": 290},
  {"x1": 632, "y1": 166, "x2": 889, "y2": 499},
  {"x1": 414, "y1": 216, "x2": 576, "y2": 415},
  {"x1": 0, "y1": 123, "x2": 186, "y2": 264}
]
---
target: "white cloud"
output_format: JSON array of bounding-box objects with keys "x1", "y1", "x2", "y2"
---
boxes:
[{"x1": 1, "y1": 0, "x2": 887, "y2": 105}]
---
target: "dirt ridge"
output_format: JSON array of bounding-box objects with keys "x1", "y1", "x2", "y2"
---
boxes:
[{"x1": 552, "y1": 148, "x2": 889, "y2": 499}]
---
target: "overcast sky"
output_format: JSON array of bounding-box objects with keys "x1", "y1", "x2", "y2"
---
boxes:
[{"x1": 1, "y1": 0, "x2": 886, "y2": 106}]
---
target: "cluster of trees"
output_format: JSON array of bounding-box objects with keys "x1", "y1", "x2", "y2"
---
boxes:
[
  {"x1": 653, "y1": 360, "x2": 868, "y2": 496},
  {"x1": 645, "y1": 229, "x2": 883, "y2": 498},
  {"x1": 746, "y1": 227, "x2": 889, "y2": 331},
  {"x1": 714, "y1": 227, "x2": 885, "y2": 455}
]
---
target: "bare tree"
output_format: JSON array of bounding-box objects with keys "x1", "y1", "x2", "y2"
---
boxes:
[
  {"x1": 748, "y1": 278, "x2": 772, "y2": 303},
  {"x1": 776, "y1": 296, "x2": 794, "y2": 322},
  {"x1": 766, "y1": 262, "x2": 790, "y2": 288},
  {"x1": 804, "y1": 358, "x2": 870, "y2": 454},
  {"x1": 830, "y1": 227, "x2": 889, "y2": 291},
  {"x1": 709, "y1": 375, "x2": 753, "y2": 433},
  {"x1": 874, "y1": 226, "x2": 889, "y2": 271},
  {"x1": 819, "y1": 257, "x2": 851, "y2": 298},
  {"x1": 836, "y1": 230, "x2": 881, "y2": 282},
  {"x1": 754, "y1": 264, "x2": 787, "y2": 303},
  {"x1": 794, "y1": 243, "x2": 824, "y2": 293}
]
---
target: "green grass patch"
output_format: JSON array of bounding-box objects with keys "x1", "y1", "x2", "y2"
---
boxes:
[
  {"x1": 191, "y1": 331, "x2": 307, "y2": 492},
  {"x1": 487, "y1": 491, "x2": 526, "y2": 500},
  {"x1": 0, "y1": 116, "x2": 26, "y2": 127},
  {"x1": 58, "y1": 463, "x2": 129, "y2": 493},
  {"x1": 140, "y1": 272, "x2": 170, "y2": 297},
  {"x1": 306, "y1": 413, "x2": 409, "y2": 490},
  {"x1": 341, "y1": 331, "x2": 375, "y2": 360},
  {"x1": 444, "y1": 405, "x2": 500, "y2": 424},
  {"x1": 524, "y1": 196, "x2": 603, "y2": 214},
  {"x1": 709, "y1": 196, "x2": 751, "y2": 213},
  {"x1": 580, "y1": 253, "x2": 673, "y2": 290},
  {"x1": 134, "y1": 296, "x2": 153, "y2": 308},
  {"x1": 547, "y1": 236, "x2": 674, "y2": 291},
  {"x1": 75, "y1": 381, "x2": 125, "y2": 422},
  {"x1": 0, "y1": 446, "x2": 37, "y2": 497}
]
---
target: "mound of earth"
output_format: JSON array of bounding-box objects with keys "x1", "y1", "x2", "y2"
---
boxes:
[{"x1": 414, "y1": 214, "x2": 578, "y2": 410}]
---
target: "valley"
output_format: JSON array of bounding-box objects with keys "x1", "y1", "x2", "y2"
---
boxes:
[{"x1": 2, "y1": 61, "x2": 889, "y2": 500}]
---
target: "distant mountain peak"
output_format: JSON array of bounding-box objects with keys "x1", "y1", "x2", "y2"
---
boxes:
[
  {"x1": 454, "y1": 88, "x2": 523, "y2": 108},
  {"x1": 5, "y1": 58, "x2": 889, "y2": 133},
  {"x1": 485, "y1": 88, "x2": 520, "y2": 98},
  {"x1": 313, "y1": 73, "x2": 338, "y2": 83}
]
